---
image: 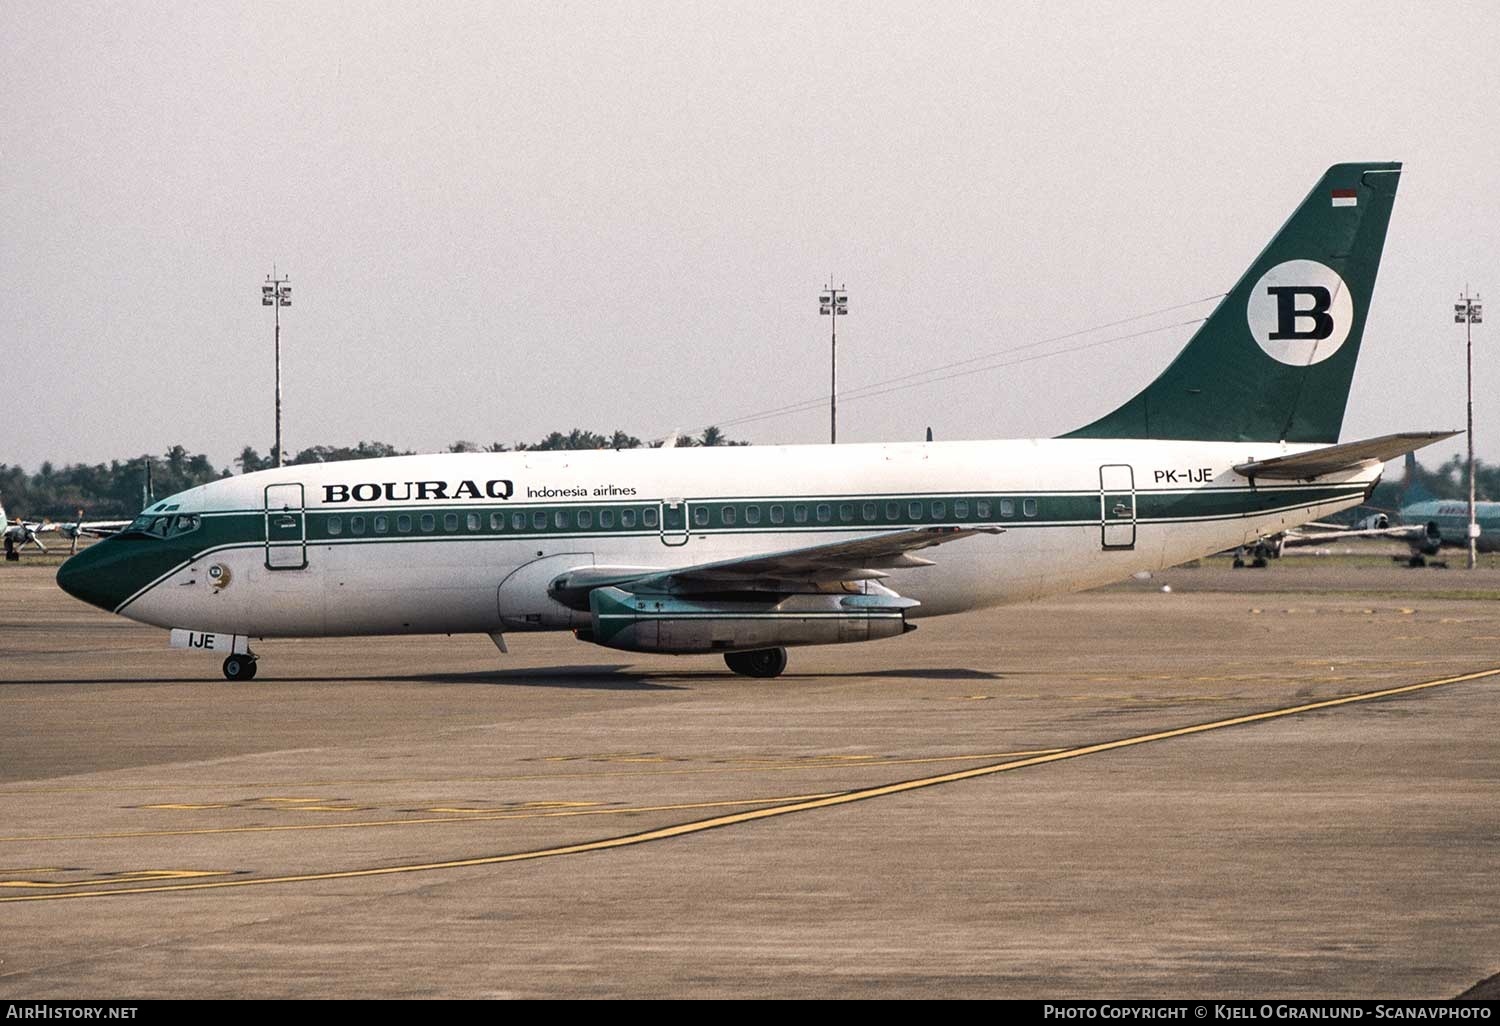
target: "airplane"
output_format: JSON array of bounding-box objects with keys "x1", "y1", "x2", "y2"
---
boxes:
[
  {"x1": 56, "y1": 510, "x2": 133, "y2": 554},
  {"x1": 2, "y1": 500, "x2": 54, "y2": 559},
  {"x1": 1382, "y1": 452, "x2": 1499, "y2": 564},
  {"x1": 1, "y1": 502, "x2": 129, "y2": 560},
  {"x1": 57, "y1": 161, "x2": 1456, "y2": 681},
  {"x1": 1246, "y1": 452, "x2": 1497, "y2": 567}
]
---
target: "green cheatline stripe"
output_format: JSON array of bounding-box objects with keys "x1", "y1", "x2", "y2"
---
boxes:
[{"x1": 87, "y1": 483, "x2": 1362, "y2": 614}]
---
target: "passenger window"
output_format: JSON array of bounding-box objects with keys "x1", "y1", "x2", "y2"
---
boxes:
[
  {"x1": 886, "y1": 502, "x2": 900, "y2": 521},
  {"x1": 722, "y1": 506, "x2": 737, "y2": 526},
  {"x1": 838, "y1": 503, "x2": 854, "y2": 522},
  {"x1": 350, "y1": 515, "x2": 365, "y2": 536},
  {"x1": 466, "y1": 512, "x2": 480, "y2": 531},
  {"x1": 999, "y1": 499, "x2": 1014, "y2": 517},
  {"x1": 420, "y1": 513, "x2": 435, "y2": 532},
  {"x1": 746, "y1": 506, "x2": 761, "y2": 525},
  {"x1": 492, "y1": 513, "x2": 506, "y2": 531},
  {"x1": 374, "y1": 515, "x2": 389, "y2": 534},
  {"x1": 954, "y1": 500, "x2": 969, "y2": 519},
  {"x1": 815, "y1": 504, "x2": 831, "y2": 523},
  {"x1": 643, "y1": 507, "x2": 659, "y2": 528},
  {"x1": 578, "y1": 510, "x2": 593, "y2": 529},
  {"x1": 932, "y1": 500, "x2": 946, "y2": 519},
  {"x1": 693, "y1": 506, "x2": 710, "y2": 527},
  {"x1": 600, "y1": 509, "x2": 615, "y2": 528},
  {"x1": 397, "y1": 514, "x2": 412, "y2": 533},
  {"x1": 327, "y1": 516, "x2": 343, "y2": 536},
  {"x1": 533, "y1": 511, "x2": 547, "y2": 529},
  {"x1": 908, "y1": 501, "x2": 923, "y2": 520},
  {"x1": 1023, "y1": 498, "x2": 1037, "y2": 517},
  {"x1": 554, "y1": 510, "x2": 570, "y2": 529},
  {"x1": 976, "y1": 500, "x2": 992, "y2": 519},
  {"x1": 444, "y1": 513, "x2": 458, "y2": 531},
  {"x1": 793, "y1": 505, "x2": 808, "y2": 524},
  {"x1": 621, "y1": 508, "x2": 637, "y2": 528},
  {"x1": 769, "y1": 505, "x2": 785, "y2": 524}
]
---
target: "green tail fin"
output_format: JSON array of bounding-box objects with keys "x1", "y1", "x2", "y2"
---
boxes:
[{"x1": 1065, "y1": 162, "x2": 1401, "y2": 443}]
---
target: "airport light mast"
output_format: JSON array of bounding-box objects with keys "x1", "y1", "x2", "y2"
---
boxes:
[
  {"x1": 261, "y1": 271, "x2": 292, "y2": 468},
  {"x1": 819, "y1": 282, "x2": 848, "y2": 444},
  {"x1": 1455, "y1": 288, "x2": 1483, "y2": 569}
]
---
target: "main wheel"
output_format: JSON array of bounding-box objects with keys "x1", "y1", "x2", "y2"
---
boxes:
[
  {"x1": 724, "y1": 647, "x2": 788, "y2": 678},
  {"x1": 223, "y1": 655, "x2": 257, "y2": 681}
]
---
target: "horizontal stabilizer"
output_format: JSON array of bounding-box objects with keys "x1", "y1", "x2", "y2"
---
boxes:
[{"x1": 1234, "y1": 431, "x2": 1458, "y2": 481}]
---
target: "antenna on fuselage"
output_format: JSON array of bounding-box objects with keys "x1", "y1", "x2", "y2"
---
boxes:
[{"x1": 925, "y1": 426, "x2": 933, "y2": 442}]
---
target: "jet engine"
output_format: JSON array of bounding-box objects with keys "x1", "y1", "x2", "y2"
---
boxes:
[{"x1": 582, "y1": 585, "x2": 916, "y2": 654}]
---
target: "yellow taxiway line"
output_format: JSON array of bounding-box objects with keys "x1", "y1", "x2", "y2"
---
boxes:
[
  {"x1": 0, "y1": 792, "x2": 845, "y2": 844},
  {"x1": 4, "y1": 667, "x2": 1494, "y2": 903},
  {"x1": 0, "y1": 748, "x2": 1068, "y2": 797}
]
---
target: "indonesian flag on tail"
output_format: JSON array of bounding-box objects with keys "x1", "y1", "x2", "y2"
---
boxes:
[{"x1": 1331, "y1": 188, "x2": 1358, "y2": 208}]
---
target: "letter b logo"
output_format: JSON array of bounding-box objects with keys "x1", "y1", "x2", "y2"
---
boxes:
[
  {"x1": 1266, "y1": 286, "x2": 1333, "y2": 340},
  {"x1": 1246, "y1": 260, "x2": 1353, "y2": 365}
]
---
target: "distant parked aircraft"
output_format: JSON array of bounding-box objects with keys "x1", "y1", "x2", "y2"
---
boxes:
[
  {"x1": 1251, "y1": 453, "x2": 1495, "y2": 567},
  {"x1": 1, "y1": 499, "x2": 129, "y2": 560}
]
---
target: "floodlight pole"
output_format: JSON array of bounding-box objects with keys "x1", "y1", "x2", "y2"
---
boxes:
[
  {"x1": 1456, "y1": 288, "x2": 1483, "y2": 569},
  {"x1": 819, "y1": 281, "x2": 848, "y2": 444},
  {"x1": 262, "y1": 271, "x2": 292, "y2": 467}
]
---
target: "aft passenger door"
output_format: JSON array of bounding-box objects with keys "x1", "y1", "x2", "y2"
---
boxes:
[
  {"x1": 1099, "y1": 464, "x2": 1136, "y2": 550},
  {"x1": 265, "y1": 483, "x2": 308, "y2": 570}
]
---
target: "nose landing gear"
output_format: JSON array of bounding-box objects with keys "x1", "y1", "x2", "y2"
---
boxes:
[{"x1": 222, "y1": 654, "x2": 258, "y2": 681}]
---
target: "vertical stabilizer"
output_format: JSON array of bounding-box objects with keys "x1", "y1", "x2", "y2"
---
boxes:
[{"x1": 1066, "y1": 162, "x2": 1401, "y2": 443}]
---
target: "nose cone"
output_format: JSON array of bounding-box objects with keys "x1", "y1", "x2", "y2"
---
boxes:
[{"x1": 57, "y1": 539, "x2": 137, "y2": 613}]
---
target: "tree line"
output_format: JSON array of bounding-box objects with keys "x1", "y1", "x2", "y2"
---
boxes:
[{"x1": 1, "y1": 427, "x2": 748, "y2": 520}]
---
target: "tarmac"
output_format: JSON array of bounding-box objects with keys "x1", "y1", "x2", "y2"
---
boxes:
[{"x1": 1, "y1": 556, "x2": 1497, "y2": 998}]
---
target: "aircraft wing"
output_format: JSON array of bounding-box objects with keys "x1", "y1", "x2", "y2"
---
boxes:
[
  {"x1": 63, "y1": 520, "x2": 131, "y2": 539},
  {"x1": 1280, "y1": 523, "x2": 1435, "y2": 547},
  {"x1": 551, "y1": 525, "x2": 1003, "y2": 600},
  {"x1": 1234, "y1": 431, "x2": 1459, "y2": 481}
]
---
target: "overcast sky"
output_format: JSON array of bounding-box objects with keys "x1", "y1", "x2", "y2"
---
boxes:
[{"x1": 3, "y1": 1, "x2": 1497, "y2": 476}]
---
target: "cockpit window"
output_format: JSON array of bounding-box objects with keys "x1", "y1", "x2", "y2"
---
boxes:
[{"x1": 125, "y1": 513, "x2": 200, "y2": 538}]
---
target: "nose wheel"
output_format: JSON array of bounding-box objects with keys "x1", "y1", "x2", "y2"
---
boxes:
[{"x1": 222, "y1": 654, "x2": 258, "y2": 681}]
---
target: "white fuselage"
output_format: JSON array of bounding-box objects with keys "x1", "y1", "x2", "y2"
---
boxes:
[{"x1": 103, "y1": 438, "x2": 1376, "y2": 640}]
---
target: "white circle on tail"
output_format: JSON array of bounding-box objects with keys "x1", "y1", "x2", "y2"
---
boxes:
[{"x1": 1245, "y1": 259, "x2": 1354, "y2": 365}]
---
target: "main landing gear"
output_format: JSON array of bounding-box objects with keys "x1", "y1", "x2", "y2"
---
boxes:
[
  {"x1": 1231, "y1": 543, "x2": 1270, "y2": 568},
  {"x1": 1401, "y1": 553, "x2": 1448, "y2": 568},
  {"x1": 724, "y1": 647, "x2": 788, "y2": 678},
  {"x1": 222, "y1": 654, "x2": 258, "y2": 681}
]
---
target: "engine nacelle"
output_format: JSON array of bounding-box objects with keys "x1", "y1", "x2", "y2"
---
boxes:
[{"x1": 585, "y1": 586, "x2": 916, "y2": 654}]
